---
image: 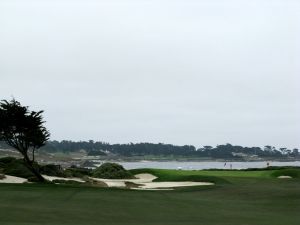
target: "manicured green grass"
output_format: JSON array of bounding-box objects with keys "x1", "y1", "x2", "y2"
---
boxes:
[
  {"x1": 132, "y1": 168, "x2": 300, "y2": 180},
  {"x1": 0, "y1": 169, "x2": 300, "y2": 225}
]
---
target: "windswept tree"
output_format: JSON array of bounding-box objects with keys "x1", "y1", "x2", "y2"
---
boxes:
[{"x1": 0, "y1": 99, "x2": 50, "y2": 181}]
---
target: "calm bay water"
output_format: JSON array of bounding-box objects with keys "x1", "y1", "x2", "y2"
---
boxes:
[{"x1": 110, "y1": 161, "x2": 300, "y2": 170}]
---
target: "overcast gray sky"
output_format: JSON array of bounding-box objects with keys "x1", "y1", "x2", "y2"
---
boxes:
[{"x1": 0, "y1": 0, "x2": 299, "y2": 149}]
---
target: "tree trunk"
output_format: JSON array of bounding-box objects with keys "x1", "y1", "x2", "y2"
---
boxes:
[
  {"x1": 32, "y1": 148, "x2": 35, "y2": 162},
  {"x1": 23, "y1": 154, "x2": 45, "y2": 182}
]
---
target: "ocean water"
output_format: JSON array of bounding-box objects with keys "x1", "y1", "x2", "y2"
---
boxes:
[{"x1": 106, "y1": 161, "x2": 300, "y2": 170}]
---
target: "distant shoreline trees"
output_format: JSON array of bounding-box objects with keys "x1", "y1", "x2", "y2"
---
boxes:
[{"x1": 28, "y1": 141, "x2": 299, "y2": 159}]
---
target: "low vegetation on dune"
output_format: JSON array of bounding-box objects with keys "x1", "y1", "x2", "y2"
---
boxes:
[
  {"x1": 39, "y1": 164, "x2": 66, "y2": 177},
  {"x1": 0, "y1": 157, "x2": 36, "y2": 179},
  {"x1": 39, "y1": 164, "x2": 93, "y2": 178},
  {"x1": 64, "y1": 167, "x2": 92, "y2": 178},
  {"x1": 92, "y1": 162, "x2": 134, "y2": 179},
  {"x1": 0, "y1": 157, "x2": 133, "y2": 182}
]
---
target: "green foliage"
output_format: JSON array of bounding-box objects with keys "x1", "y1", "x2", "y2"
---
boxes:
[
  {"x1": 0, "y1": 157, "x2": 92, "y2": 179},
  {"x1": 0, "y1": 99, "x2": 50, "y2": 151},
  {"x1": 92, "y1": 163, "x2": 133, "y2": 179},
  {"x1": 40, "y1": 140, "x2": 299, "y2": 159},
  {"x1": 39, "y1": 164, "x2": 66, "y2": 177},
  {"x1": 0, "y1": 99, "x2": 50, "y2": 181},
  {"x1": 64, "y1": 167, "x2": 92, "y2": 178},
  {"x1": 27, "y1": 176, "x2": 42, "y2": 182},
  {"x1": 0, "y1": 173, "x2": 5, "y2": 180},
  {"x1": 87, "y1": 150, "x2": 106, "y2": 156},
  {"x1": 0, "y1": 156, "x2": 16, "y2": 164},
  {"x1": 0, "y1": 157, "x2": 35, "y2": 178}
]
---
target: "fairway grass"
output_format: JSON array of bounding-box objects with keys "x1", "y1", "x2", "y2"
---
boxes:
[{"x1": 0, "y1": 169, "x2": 300, "y2": 225}]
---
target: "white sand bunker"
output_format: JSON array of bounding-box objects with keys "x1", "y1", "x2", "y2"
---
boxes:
[
  {"x1": 0, "y1": 175, "x2": 28, "y2": 183},
  {"x1": 0, "y1": 173, "x2": 214, "y2": 190},
  {"x1": 42, "y1": 175, "x2": 85, "y2": 183},
  {"x1": 278, "y1": 176, "x2": 292, "y2": 179},
  {"x1": 90, "y1": 173, "x2": 214, "y2": 190}
]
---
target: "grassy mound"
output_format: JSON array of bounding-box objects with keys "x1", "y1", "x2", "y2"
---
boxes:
[
  {"x1": 92, "y1": 163, "x2": 133, "y2": 179},
  {"x1": 39, "y1": 164, "x2": 66, "y2": 177},
  {"x1": 65, "y1": 167, "x2": 92, "y2": 178},
  {"x1": 271, "y1": 169, "x2": 300, "y2": 178}
]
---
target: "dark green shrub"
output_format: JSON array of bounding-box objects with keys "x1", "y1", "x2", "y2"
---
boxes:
[
  {"x1": 27, "y1": 176, "x2": 40, "y2": 182},
  {"x1": 64, "y1": 167, "x2": 92, "y2": 178},
  {"x1": 0, "y1": 156, "x2": 16, "y2": 165},
  {"x1": 0, "y1": 157, "x2": 46, "y2": 179},
  {"x1": 3, "y1": 158, "x2": 35, "y2": 178},
  {"x1": 0, "y1": 174, "x2": 5, "y2": 180},
  {"x1": 39, "y1": 164, "x2": 66, "y2": 177},
  {"x1": 92, "y1": 163, "x2": 133, "y2": 179},
  {"x1": 87, "y1": 150, "x2": 106, "y2": 156}
]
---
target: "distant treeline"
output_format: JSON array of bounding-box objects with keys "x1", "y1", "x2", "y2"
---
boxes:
[{"x1": 0, "y1": 140, "x2": 299, "y2": 159}]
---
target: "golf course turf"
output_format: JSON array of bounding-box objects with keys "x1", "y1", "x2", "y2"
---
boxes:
[{"x1": 0, "y1": 168, "x2": 300, "y2": 225}]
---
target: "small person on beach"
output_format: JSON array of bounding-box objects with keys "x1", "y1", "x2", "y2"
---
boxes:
[
  {"x1": 224, "y1": 162, "x2": 227, "y2": 167},
  {"x1": 230, "y1": 164, "x2": 232, "y2": 169}
]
